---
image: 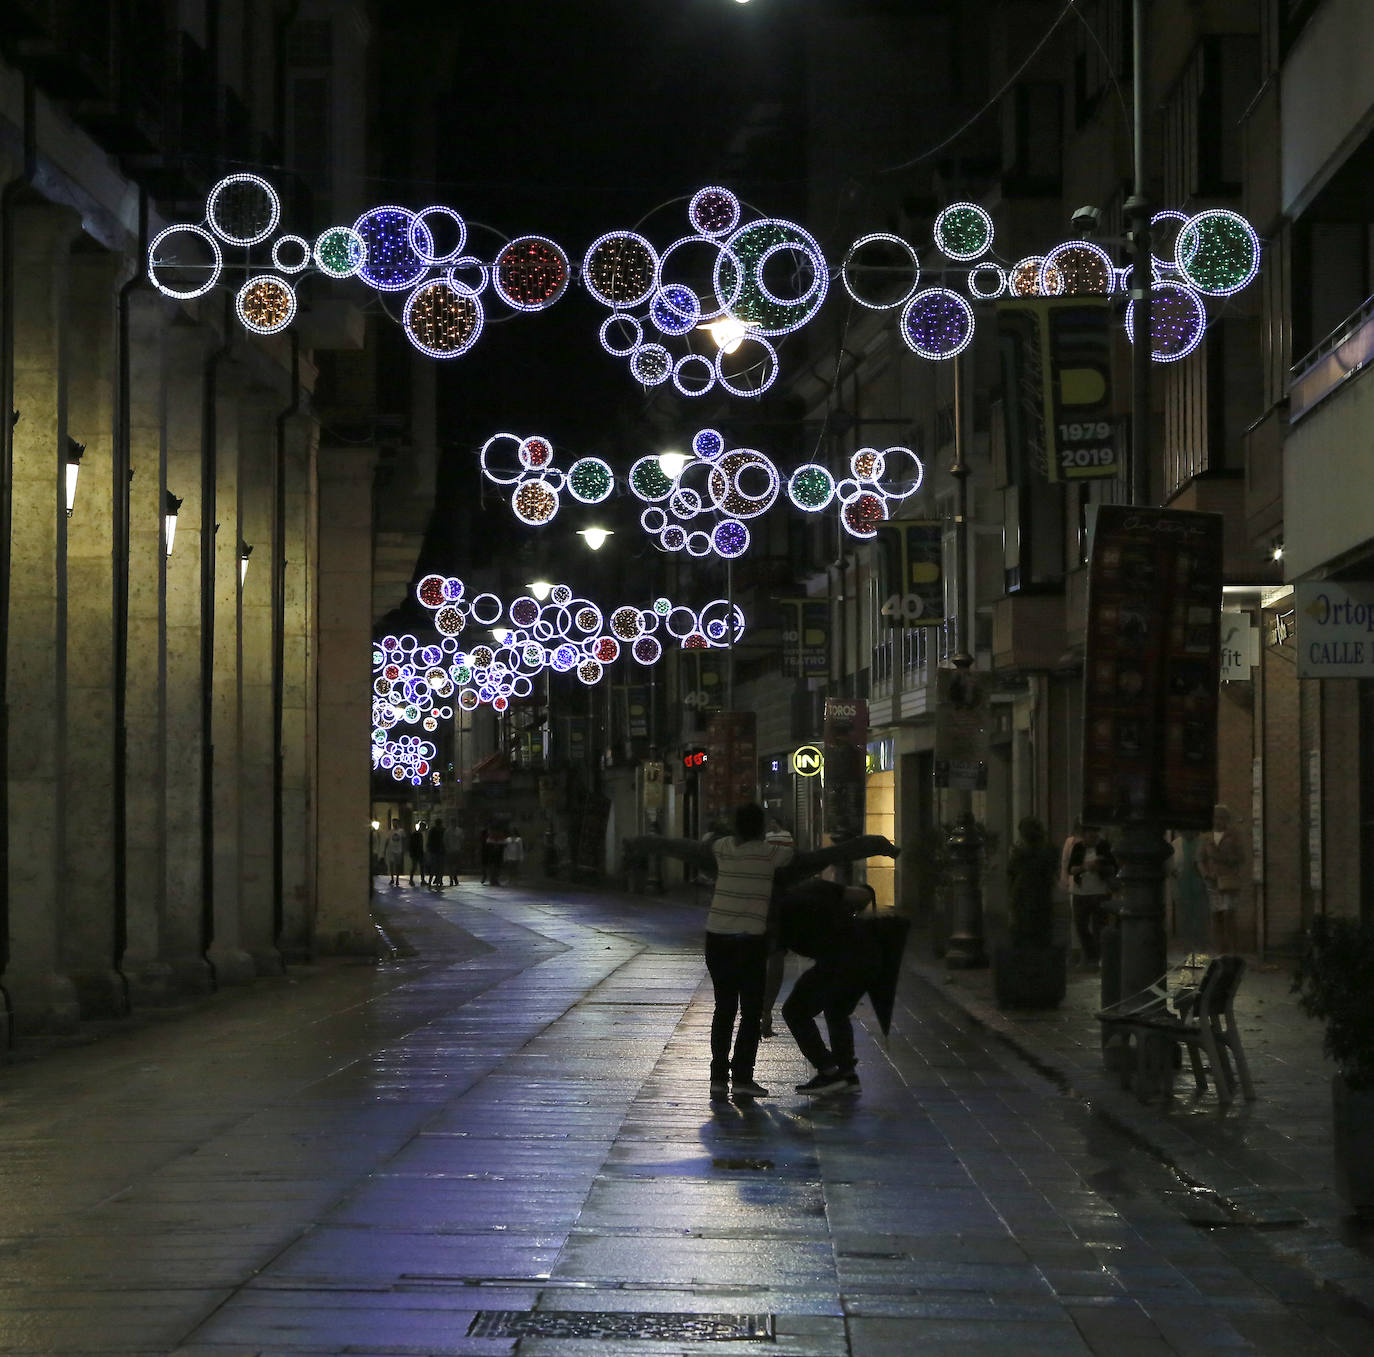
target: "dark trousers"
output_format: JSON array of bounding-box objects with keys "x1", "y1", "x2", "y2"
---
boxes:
[
  {"x1": 783, "y1": 955, "x2": 868, "y2": 1073},
  {"x1": 1072, "y1": 893, "x2": 1108, "y2": 960},
  {"x1": 481, "y1": 846, "x2": 502, "y2": 884},
  {"x1": 703, "y1": 932, "x2": 769, "y2": 1083}
]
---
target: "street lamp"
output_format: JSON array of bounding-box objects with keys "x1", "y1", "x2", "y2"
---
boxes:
[
  {"x1": 578, "y1": 527, "x2": 613, "y2": 551},
  {"x1": 657, "y1": 449, "x2": 690, "y2": 479},
  {"x1": 163, "y1": 490, "x2": 182, "y2": 557},
  {"x1": 65, "y1": 438, "x2": 84, "y2": 517},
  {"x1": 239, "y1": 541, "x2": 253, "y2": 584},
  {"x1": 527, "y1": 579, "x2": 554, "y2": 600},
  {"x1": 699, "y1": 315, "x2": 753, "y2": 354},
  {"x1": 491, "y1": 626, "x2": 511, "y2": 644}
]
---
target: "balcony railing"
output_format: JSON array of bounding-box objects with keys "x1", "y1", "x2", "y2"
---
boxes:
[{"x1": 1289, "y1": 293, "x2": 1374, "y2": 423}]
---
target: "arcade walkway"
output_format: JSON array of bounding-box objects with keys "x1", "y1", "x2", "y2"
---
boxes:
[{"x1": 1, "y1": 880, "x2": 1372, "y2": 1356}]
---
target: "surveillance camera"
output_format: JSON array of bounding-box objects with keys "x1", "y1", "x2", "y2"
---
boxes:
[{"x1": 1072, "y1": 205, "x2": 1101, "y2": 236}]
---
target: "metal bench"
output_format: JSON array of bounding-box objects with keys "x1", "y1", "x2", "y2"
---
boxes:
[{"x1": 1097, "y1": 955, "x2": 1255, "y2": 1106}]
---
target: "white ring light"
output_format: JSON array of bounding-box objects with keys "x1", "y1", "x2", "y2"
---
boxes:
[
  {"x1": 409, "y1": 206, "x2": 466, "y2": 264},
  {"x1": 206, "y1": 173, "x2": 281, "y2": 245},
  {"x1": 581, "y1": 230, "x2": 659, "y2": 309},
  {"x1": 271, "y1": 234, "x2": 311, "y2": 274},
  {"x1": 147, "y1": 224, "x2": 223, "y2": 300},
  {"x1": 841, "y1": 232, "x2": 921, "y2": 310}
]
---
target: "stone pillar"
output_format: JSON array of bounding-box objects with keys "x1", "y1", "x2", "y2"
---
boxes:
[
  {"x1": 206, "y1": 368, "x2": 254, "y2": 985},
  {"x1": 4, "y1": 202, "x2": 81, "y2": 1033},
  {"x1": 236, "y1": 393, "x2": 280, "y2": 974},
  {"x1": 61, "y1": 246, "x2": 127, "y2": 1018},
  {"x1": 123, "y1": 290, "x2": 172, "y2": 1003},
  {"x1": 162, "y1": 317, "x2": 213, "y2": 996},
  {"x1": 314, "y1": 443, "x2": 378, "y2": 955},
  {"x1": 278, "y1": 412, "x2": 318, "y2": 959}
]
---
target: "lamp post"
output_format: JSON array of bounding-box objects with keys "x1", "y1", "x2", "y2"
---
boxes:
[
  {"x1": 1110, "y1": 0, "x2": 1171, "y2": 1017},
  {"x1": 943, "y1": 347, "x2": 987, "y2": 969}
]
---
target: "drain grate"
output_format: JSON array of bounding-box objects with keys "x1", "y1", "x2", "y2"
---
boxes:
[{"x1": 468, "y1": 1309, "x2": 774, "y2": 1341}]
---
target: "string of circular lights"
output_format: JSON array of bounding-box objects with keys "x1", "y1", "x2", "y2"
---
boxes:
[
  {"x1": 371, "y1": 575, "x2": 747, "y2": 780},
  {"x1": 477, "y1": 427, "x2": 925, "y2": 552},
  {"x1": 150, "y1": 175, "x2": 1263, "y2": 385}
]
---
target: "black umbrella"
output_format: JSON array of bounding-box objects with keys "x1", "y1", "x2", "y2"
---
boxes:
[{"x1": 854, "y1": 913, "x2": 911, "y2": 1038}]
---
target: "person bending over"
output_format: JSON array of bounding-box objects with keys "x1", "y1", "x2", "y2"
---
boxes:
[
  {"x1": 774, "y1": 878, "x2": 877, "y2": 1095},
  {"x1": 629, "y1": 807, "x2": 897, "y2": 1102}
]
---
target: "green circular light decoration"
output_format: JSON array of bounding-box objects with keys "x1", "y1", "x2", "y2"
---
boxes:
[
  {"x1": 630, "y1": 458, "x2": 674, "y2": 500},
  {"x1": 788, "y1": 464, "x2": 833, "y2": 510},
  {"x1": 715, "y1": 218, "x2": 829, "y2": 336},
  {"x1": 933, "y1": 202, "x2": 993, "y2": 261},
  {"x1": 567, "y1": 457, "x2": 614, "y2": 504},
  {"x1": 1174, "y1": 209, "x2": 1260, "y2": 297},
  {"x1": 313, "y1": 226, "x2": 366, "y2": 278}
]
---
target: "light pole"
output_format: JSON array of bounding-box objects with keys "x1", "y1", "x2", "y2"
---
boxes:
[
  {"x1": 943, "y1": 347, "x2": 986, "y2": 969},
  {"x1": 1107, "y1": 0, "x2": 1171, "y2": 1021}
]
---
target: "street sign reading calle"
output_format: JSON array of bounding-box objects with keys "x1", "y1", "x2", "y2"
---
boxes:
[
  {"x1": 792, "y1": 745, "x2": 823, "y2": 777},
  {"x1": 1296, "y1": 582, "x2": 1374, "y2": 678}
]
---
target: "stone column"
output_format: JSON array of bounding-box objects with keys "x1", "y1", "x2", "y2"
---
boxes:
[
  {"x1": 236, "y1": 392, "x2": 280, "y2": 974},
  {"x1": 278, "y1": 412, "x2": 318, "y2": 959},
  {"x1": 61, "y1": 245, "x2": 127, "y2": 1018},
  {"x1": 205, "y1": 367, "x2": 255, "y2": 985},
  {"x1": 123, "y1": 290, "x2": 172, "y2": 1003},
  {"x1": 314, "y1": 442, "x2": 378, "y2": 955},
  {"x1": 162, "y1": 316, "x2": 213, "y2": 996},
  {"x1": 5, "y1": 201, "x2": 82, "y2": 1033}
]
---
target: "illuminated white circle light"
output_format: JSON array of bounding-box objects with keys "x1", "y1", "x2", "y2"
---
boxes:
[
  {"x1": 206, "y1": 173, "x2": 281, "y2": 245},
  {"x1": 966, "y1": 262, "x2": 1007, "y2": 300},
  {"x1": 271, "y1": 234, "x2": 311, "y2": 274},
  {"x1": 1174, "y1": 208, "x2": 1261, "y2": 297},
  {"x1": 493, "y1": 235, "x2": 571, "y2": 312},
  {"x1": 409, "y1": 206, "x2": 466, "y2": 264},
  {"x1": 402, "y1": 280, "x2": 484, "y2": 359},
  {"x1": 147, "y1": 224, "x2": 223, "y2": 300},
  {"x1": 842, "y1": 232, "x2": 921, "y2": 310}
]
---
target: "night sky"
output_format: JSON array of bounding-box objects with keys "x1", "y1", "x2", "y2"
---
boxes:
[{"x1": 375, "y1": 0, "x2": 810, "y2": 592}]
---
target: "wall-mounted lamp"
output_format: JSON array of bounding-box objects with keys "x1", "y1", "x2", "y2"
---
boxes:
[
  {"x1": 578, "y1": 527, "x2": 613, "y2": 551},
  {"x1": 164, "y1": 490, "x2": 182, "y2": 557},
  {"x1": 527, "y1": 579, "x2": 553, "y2": 601},
  {"x1": 1271, "y1": 539, "x2": 1284, "y2": 562},
  {"x1": 65, "y1": 438, "x2": 85, "y2": 517},
  {"x1": 239, "y1": 540, "x2": 253, "y2": 584}
]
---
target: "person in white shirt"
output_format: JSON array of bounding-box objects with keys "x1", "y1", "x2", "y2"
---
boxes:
[
  {"x1": 383, "y1": 820, "x2": 407, "y2": 887},
  {"x1": 630, "y1": 804, "x2": 898, "y2": 1101}
]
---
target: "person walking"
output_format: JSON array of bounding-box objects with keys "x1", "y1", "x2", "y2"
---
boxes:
[
  {"x1": 1198, "y1": 804, "x2": 1246, "y2": 954},
  {"x1": 775, "y1": 878, "x2": 876, "y2": 1095},
  {"x1": 504, "y1": 827, "x2": 525, "y2": 883},
  {"x1": 407, "y1": 822, "x2": 426, "y2": 887},
  {"x1": 760, "y1": 818, "x2": 797, "y2": 1038},
  {"x1": 426, "y1": 819, "x2": 446, "y2": 892},
  {"x1": 484, "y1": 824, "x2": 508, "y2": 886},
  {"x1": 1066, "y1": 825, "x2": 1116, "y2": 966},
  {"x1": 444, "y1": 824, "x2": 464, "y2": 886},
  {"x1": 383, "y1": 819, "x2": 406, "y2": 888},
  {"x1": 630, "y1": 806, "x2": 898, "y2": 1102}
]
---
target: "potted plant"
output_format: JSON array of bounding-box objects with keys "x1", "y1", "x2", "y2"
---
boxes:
[
  {"x1": 1292, "y1": 915, "x2": 1374, "y2": 1213},
  {"x1": 993, "y1": 817, "x2": 1066, "y2": 1009}
]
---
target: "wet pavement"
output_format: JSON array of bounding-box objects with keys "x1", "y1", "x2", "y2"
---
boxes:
[{"x1": 1, "y1": 880, "x2": 1373, "y2": 1356}]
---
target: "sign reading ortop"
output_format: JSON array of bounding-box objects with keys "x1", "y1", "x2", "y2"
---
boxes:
[{"x1": 1296, "y1": 583, "x2": 1374, "y2": 678}]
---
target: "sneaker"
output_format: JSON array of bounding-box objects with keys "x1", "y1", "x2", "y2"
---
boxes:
[
  {"x1": 732, "y1": 1078, "x2": 770, "y2": 1098},
  {"x1": 709, "y1": 1081, "x2": 730, "y2": 1099},
  {"x1": 795, "y1": 1070, "x2": 848, "y2": 1095}
]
